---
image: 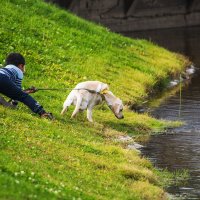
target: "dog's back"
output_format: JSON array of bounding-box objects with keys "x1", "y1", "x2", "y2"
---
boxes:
[
  {"x1": 61, "y1": 81, "x2": 107, "y2": 115},
  {"x1": 75, "y1": 81, "x2": 107, "y2": 93}
]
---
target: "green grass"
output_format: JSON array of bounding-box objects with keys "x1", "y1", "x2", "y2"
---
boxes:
[{"x1": 0, "y1": 0, "x2": 190, "y2": 199}]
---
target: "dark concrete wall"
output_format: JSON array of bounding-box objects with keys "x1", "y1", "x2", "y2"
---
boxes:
[{"x1": 46, "y1": 0, "x2": 200, "y2": 32}]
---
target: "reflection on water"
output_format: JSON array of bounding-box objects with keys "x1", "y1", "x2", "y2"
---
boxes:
[
  {"x1": 124, "y1": 27, "x2": 200, "y2": 199},
  {"x1": 142, "y1": 132, "x2": 200, "y2": 199}
]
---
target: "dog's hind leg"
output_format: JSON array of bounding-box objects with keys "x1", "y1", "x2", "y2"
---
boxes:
[
  {"x1": 61, "y1": 102, "x2": 69, "y2": 115},
  {"x1": 61, "y1": 92, "x2": 74, "y2": 115},
  {"x1": 71, "y1": 95, "x2": 82, "y2": 118},
  {"x1": 87, "y1": 106, "x2": 93, "y2": 122}
]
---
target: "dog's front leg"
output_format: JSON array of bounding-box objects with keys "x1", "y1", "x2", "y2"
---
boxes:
[{"x1": 87, "y1": 107, "x2": 93, "y2": 122}]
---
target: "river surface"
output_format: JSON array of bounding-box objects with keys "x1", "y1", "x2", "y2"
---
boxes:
[{"x1": 123, "y1": 27, "x2": 200, "y2": 199}]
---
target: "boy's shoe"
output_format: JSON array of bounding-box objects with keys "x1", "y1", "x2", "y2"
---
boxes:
[
  {"x1": 10, "y1": 100, "x2": 18, "y2": 107},
  {"x1": 41, "y1": 112, "x2": 54, "y2": 120},
  {"x1": 0, "y1": 96, "x2": 17, "y2": 108}
]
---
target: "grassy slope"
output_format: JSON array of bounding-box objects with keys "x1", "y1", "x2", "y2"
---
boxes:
[{"x1": 0, "y1": 0, "x2": 189, "y2": 199}]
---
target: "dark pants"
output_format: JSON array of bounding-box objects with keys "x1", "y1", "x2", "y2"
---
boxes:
[{"x1": 0, "y1": 74, "x2": 44, "y2": 115}]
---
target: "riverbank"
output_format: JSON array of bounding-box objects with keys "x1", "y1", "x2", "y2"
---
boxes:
[
  {"x1": 0, "y1": 0, "x2": 190, "y2": 199},
  {"x1": 134, "y1": 26, "x2": 200, "y2": 199}
]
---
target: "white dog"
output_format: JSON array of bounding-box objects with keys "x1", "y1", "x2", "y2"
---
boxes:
[{"x1": 61, "y1": 81, "x2": 124, "y2": 122}]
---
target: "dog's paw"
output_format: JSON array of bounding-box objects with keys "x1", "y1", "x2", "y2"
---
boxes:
[{"x1": 87, "y1": 118, "x2": 93, "y2": 123}]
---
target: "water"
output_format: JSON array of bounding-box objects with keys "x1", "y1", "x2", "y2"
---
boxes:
[{"x1": 124, "y1": 27, "x2": 200, "y2": 199}]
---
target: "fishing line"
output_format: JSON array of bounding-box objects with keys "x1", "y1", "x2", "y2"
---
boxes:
[{"x1": 178, "y1": 74, "x2": 182, "y2": 117}]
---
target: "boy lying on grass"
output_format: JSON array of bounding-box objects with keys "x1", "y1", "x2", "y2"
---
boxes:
[{"x1": 0, "y1": 52, "x2": 53, "y2": 120}]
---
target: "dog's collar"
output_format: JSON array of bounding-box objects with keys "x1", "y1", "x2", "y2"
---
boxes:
[{"x1": 100, "y1": 89, "x2": 109, "y2": 95}]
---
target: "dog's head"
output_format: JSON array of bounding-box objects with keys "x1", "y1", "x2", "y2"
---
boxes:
[
  {"x1": 99, "y1": 83, "x2": 124, "y2": 119},
  {"x1": 109, "y1": 98, "x2": 124, "y2": 119}
]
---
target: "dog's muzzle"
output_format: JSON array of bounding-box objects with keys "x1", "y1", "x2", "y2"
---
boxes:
[{"x1": 115, "y1": 114, "x2": 124, "y2": 119}]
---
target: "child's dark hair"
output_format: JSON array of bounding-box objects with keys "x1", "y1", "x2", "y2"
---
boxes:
[{"x1": 5, "y1": 53, "x2": 25, "y2": 66}]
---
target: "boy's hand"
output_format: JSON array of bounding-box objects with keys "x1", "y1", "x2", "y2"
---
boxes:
[{"x1": 24, "y1": 86, "x2": 38, "y2": 94}]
